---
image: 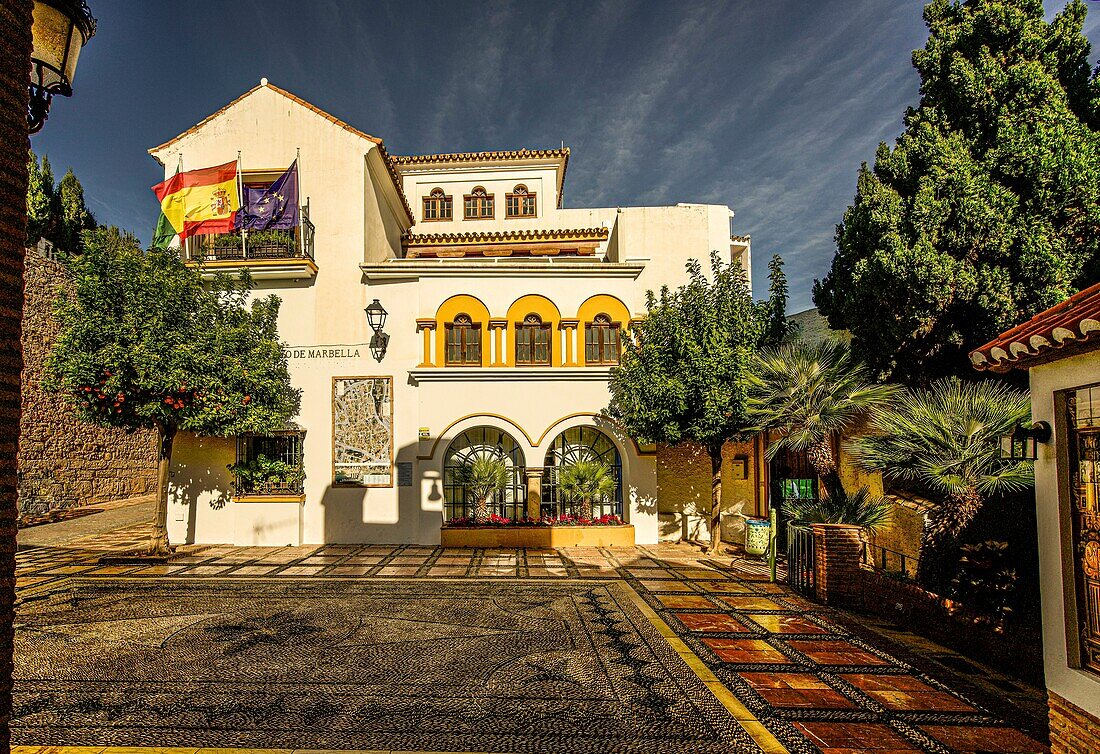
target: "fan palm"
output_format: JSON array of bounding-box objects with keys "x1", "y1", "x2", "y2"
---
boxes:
[
  {"x1": 845, "y1": 378, "x2": 1033, "y2": 542},
  {"x1": 455, "y1": 454, "x2": 512, "y2": 523},
  {"x1": 782, "y1": 486, "x2": 891, "y2": 535},
  {"x1": 747, "y1": 339, "x2": 899, "y2": 495},
  {"x1": 558, "y1": 459, "x2": 617, "y2": 520}
]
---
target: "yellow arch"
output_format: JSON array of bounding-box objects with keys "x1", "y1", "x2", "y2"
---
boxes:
[
  {"x1": 505, "y1": 294, "x2": 562, "y2": 367},
  {"x1": 435, "y1": 294, "x2": 492, "y2": 367},
  {"x1": 576, "y1": 294, "x2": 631, "y2": 366},
  {"x1": 418, "y1": 412, "x2": 537, "y2": 460}
]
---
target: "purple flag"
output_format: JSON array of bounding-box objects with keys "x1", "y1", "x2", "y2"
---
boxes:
[{"x1": 235, "y1": 160, "x2": 299, "y2": 231}]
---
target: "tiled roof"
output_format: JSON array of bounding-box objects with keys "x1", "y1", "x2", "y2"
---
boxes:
[
  {"x1": 969, "y1": 281, "x2": 1100, "y2": 372},
  {"x1": 147, "y1": 81, "x2": 413, "y2": 225},
  {"x1": 403, "y1": 227, "x2": 607, "y2": 246},
  {"x1": 390, "y1": 148, "x2": 570, "y2": 165},
  {"x1": 392, "y1": 148, "x2": 571, "y2": 208}
]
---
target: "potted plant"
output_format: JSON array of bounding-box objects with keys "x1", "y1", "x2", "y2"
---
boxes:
[
  {"x1": 781, "y1": 485, "x2": 890, "y2": 535},
  {"x1": 558, "y1": 459, "x2": 617, "y2": 521},
  {"x1": 228, "y1": 454, "x2": 306, "y2": 496},
  {"x1": 455, "y1": 455, "x2": 511, "y2": 524},
  {"x1": 247, "y1": 228, "x2": 296, "y2": 258}
]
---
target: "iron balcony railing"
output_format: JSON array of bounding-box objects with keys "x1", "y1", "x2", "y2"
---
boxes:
[{"x1": 185, "y1": 213, "x2": 315, "y2": 264}]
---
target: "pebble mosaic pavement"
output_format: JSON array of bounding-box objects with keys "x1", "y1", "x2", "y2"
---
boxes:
[{"x1": 14, "y1": 523, "x2": 1049, "y2": 753}]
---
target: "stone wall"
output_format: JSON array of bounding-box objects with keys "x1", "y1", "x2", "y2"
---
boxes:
[
  {"x1": 1049, "y1": 691, "x2": 1100, "y2": 754},
  {"x1": 17, "y1": 251, "x2": 158, "y2": 516},
  {"x1": 656, "y1": 438, "x2": 762, "y2": 542}
]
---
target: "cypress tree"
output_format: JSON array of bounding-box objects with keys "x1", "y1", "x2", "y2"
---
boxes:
[{"x1": 813, "y1": 0, "x2": 1100, "y2": 384}]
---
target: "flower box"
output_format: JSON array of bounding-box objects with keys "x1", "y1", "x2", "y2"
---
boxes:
[{"x1": 440, "y1": 524, "x2": 635, "y2": 549}]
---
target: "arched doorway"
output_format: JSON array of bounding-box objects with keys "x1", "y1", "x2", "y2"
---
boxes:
[
  {"x1": 443, "y1": 426, "x2": 526, "y2": 520},
  {"x1": 542, "y1": 426, "x2": 622, "y2": 518}
]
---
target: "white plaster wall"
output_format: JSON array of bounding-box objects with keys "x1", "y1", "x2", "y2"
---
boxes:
[
  {"x1": 156, "y1": 85, "x2": 750, "y2": 548},
  {"x1": 1029, "y1": 349, "x2": 1100, "y2": 719}
]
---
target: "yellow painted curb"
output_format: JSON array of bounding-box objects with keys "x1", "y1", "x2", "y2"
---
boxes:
[{"x1": 623, "y1": 584, "x2": 790, "y2": 754}]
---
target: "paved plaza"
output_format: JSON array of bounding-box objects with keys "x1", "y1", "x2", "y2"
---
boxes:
[{"x1": 13, "y1": 513, "x2": 1048, "y2": 753}]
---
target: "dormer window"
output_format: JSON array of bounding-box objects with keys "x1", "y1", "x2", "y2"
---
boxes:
[
  {"x1": 464, "y1": 187, "x2": 494, "y2": 220},
  {"x1": 423, "y1": 188, "x2": 452, "y2": 221},
  {"x1": 506, "y1": 184, "x2": 537, "y2": 218}
]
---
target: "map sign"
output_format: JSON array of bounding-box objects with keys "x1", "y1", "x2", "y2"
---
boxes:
[{"x1": 333, "y1": 377, "x2": 393, "y2": 486}]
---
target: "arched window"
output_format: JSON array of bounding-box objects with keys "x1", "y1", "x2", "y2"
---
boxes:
[
  {"x1": 463, "y1": 186, "x2": 494, "y2": 220},
  {"x1": 423, "y1": 188, "x2": 452, "y2": 221},
  {"x1": 506, "y1": 184, "x2": 536, "y2": 218},
  {"x1": 443, "y1": 426, "x2": 525, "y2": 520},
  {"x1": 445, "y1": 313, "x2": 481, "y2": 366},
  {"x1": 585, "y1": 313, "x2": 621, "y2": 365},
  {"x1": 515, "y1": 313, "x2": 551, "y2": 366},
  {"x1": 541, "y1": 427, "x2": 623, "y2": 518}
]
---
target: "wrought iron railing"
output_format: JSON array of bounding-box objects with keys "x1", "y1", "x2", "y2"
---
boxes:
[
  {"x1": 786, "y1": 521, "x2": 816, "y2": 597},
  {"x1": 863, "y1": 540, "x2": 920, "y2": 580},
  {"x1": 185, "y1": 215, "x2": 315, "y2": 263}
]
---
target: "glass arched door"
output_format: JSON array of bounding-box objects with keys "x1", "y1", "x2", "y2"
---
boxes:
[
  {"x1": 443, "y1": 426, "x2": 526, "y2": 520},
  {"x1": 541, "y1": 426, "x2": 622, "y2": 518}
]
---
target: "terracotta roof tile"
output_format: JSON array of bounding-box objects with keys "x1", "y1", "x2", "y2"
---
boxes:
[
  {"x1": 969, "y1": 281, "x2": 1100, "y2": 372},
  {"x1": 402, "y1": 227, "x2": 607, "y2": 247},
  {"x1": 392, "y1": 148, "x2": 571, "y2": 208}
]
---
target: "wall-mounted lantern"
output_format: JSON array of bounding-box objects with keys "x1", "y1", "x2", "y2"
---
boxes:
[
  {"x1": 1000, "y1": 421, "x2": 1052, "y2": 462},
  {"x1": 365, "y1": 299, "x2": 388, "y2": 362},
  {"x1": 28, "y1": 0, "x2": 97, "y2": 134}
]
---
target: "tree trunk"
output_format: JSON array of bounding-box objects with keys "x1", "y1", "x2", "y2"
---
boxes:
[
  {"x1": 0, "y1": 4, "x2": 32, "y2": 749},
  {"x1": 473, "y1": 494, "x2": 491, "y2": 523},
  {"x1": 808, "y1": 438, "x2": 843, "y2": 498},
  {"x1": 149, "y1": 422, "x2": 177, "y2": 555},
  {"x1": 580, "y1": 497, "x2": 592, "y2": 521},
  {"x1": 917, "y1": 487, "x2": 982, "y2": 591},
  {"x1": 708, "y1": 444, "x2": 723, "y2": 554}
]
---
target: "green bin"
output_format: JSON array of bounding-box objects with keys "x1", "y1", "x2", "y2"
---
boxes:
[{"x1": 744, "y1": 516, "x2": 770, "y2": 556}]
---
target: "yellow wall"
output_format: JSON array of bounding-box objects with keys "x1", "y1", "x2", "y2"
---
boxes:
[
  {"x1": 657, "y1": 439, "x2": 760, "y2": 517},
  {"x1": 434, "y1": 294, "x2": 492, "y2": 367},
  {"x1": 505, "y1": 294, "x2": 562, "y2": 367}
]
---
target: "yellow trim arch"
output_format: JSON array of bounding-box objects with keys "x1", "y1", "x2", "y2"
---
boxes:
[
  {"x1": 505, "y1": 294, "x2": 562, "y2": 367},
  {"x1": 434, "y1": 294, "x2": 492, "y2": 367},
  {"x1": 577, "y1": 294, "x2": 631, "y2": 366}
]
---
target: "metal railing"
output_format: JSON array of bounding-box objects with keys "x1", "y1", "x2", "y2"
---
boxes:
[
  {"x1": 863, "y1": 540, "x2": 920, "y2": 579},
  {"x1": 185, "y1": 214, "x2": 315, "y2": 264},
  {"x1": 786, "y1": 521, "x2": 816, "y2": 597}
]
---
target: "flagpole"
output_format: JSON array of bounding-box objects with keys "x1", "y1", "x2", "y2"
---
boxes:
[
  {"x1": 296, "y1": 146, "x2": 303, "y2": 258},
  {"x1": 236, "y1": 150, "x2": 246, "y2": 258}
]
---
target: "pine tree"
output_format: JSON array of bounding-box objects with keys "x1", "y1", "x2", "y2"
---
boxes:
[{"x1": 813, "y1": 0, "x2": 1100, "y2": 384}]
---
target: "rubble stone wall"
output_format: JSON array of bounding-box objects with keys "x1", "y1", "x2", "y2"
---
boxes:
[{"x1": 18, "y1": 251, "x2": 157, "y2": 516}]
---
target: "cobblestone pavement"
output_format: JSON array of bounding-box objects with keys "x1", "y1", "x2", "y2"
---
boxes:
[{"x1": 14, "y1": 528, "x2": 1049, "y2": 754}]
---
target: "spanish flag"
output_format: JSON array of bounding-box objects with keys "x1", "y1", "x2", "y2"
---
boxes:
[{"x1": 151, "y1": 161, "x2": 239, "y2": 241}]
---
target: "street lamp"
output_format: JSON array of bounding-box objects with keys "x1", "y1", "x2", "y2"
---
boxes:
[
  {"x1": 28, "y1": 0, "x2": 97, "y2": 134},
  {"x1": 1000, "y1": 421, "x2": 1052, "y2": 462},
  {"x1": 365, "y1": 299, "x2": 388, "y2": 334},
  {"x1": 365, "y1": 299, "x2": 388, "y2": 362}
]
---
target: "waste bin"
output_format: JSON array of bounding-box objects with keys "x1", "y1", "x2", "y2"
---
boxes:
[{"x1": 743, "y1": 516, "x2": 770, "y2": 556}]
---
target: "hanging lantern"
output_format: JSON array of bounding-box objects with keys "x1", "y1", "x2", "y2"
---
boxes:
[
  {"x1": 28, "y1": 0, "x2": 97, "y2": 134},
  {"x1": 365, "y1": 299, "x2": 388, "y2": 334},
  {"x1": 1000, "y1": 421, "x2": 1052, "y2": 462}
]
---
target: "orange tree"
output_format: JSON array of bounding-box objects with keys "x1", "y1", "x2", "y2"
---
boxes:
[{"x1": 47, "y1": 227, "x2": 300, "y2": 554}]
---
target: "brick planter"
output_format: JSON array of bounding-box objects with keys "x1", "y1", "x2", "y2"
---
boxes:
[{"x1": 811, "y1": 523, "x2": 863, "y2": 606}]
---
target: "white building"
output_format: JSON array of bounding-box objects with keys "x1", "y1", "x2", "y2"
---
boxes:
[{"x1": 152, "y1": 81, "x2": 755, "y2": 547}]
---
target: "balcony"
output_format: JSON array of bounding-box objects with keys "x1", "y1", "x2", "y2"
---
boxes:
[{"x1": 183, "y1": 216, "x2": 317, "y2": 281}]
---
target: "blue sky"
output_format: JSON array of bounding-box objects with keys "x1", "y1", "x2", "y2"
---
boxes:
[{"x1": 31, "y1": 1, "x2": 1100, "y2": 311}]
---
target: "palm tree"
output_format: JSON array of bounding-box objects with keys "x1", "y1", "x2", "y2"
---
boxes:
[
  {"x1": 558, "y1": 459, "x2": 617, "y2": 520},
  {"x1": 456, "y1": 455, "x2": 512, "y2": 523},
  {"x1": 782, "y1": 486, "x2": 892, "y2": 536},
  {"x1": 747, "y1": 339, "x2": 899, "y2": 496},
  {"x1": 846, "y1": 378, "x2": 1033, "y2": 541}
]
